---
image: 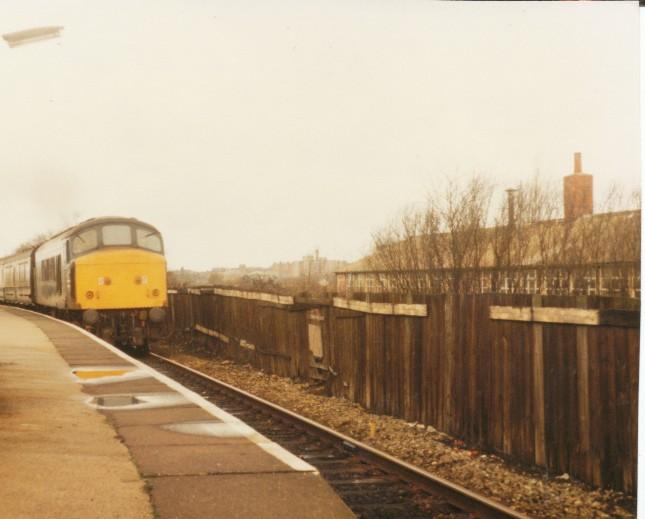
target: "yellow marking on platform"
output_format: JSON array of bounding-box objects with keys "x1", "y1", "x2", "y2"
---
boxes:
[{"x1": 73, "y1": 369, "x2": 129, "y2": 380}]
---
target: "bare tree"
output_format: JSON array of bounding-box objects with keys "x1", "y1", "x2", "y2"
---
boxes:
[
  {"x1": 13, "y1": 232, "x2": 54, "y2": 253},
  {"x1": 368, "y1": 172, "x2": 640, "y2": 297},
  {"x1": 491, "y1": 174, "x2": 562, "y2": 292},
  {"x1": 603, "y1": 187, "x2": 641, "y2": 264},
  {"x1": 370, "y1": 175, "x2": 493, "y2": 294},
  {"x1": 369, "y1": 211, "x2": 427, "y2": 293},
  {"x1": 438, "y1": 176, "x2": 492, "y2": 292}
]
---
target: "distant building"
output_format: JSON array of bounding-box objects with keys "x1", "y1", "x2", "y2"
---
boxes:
[
  {"x1": 270, "y1": 261, "x2": 301, "y2": 278},
  {"x1": 299, "y1": 249, "x2": 348, "y2": 279},
  {"x1": 336, "y1": 153, "x2": 640, "y2": 297},
  {"x1": 268, "y1": 249, "x2": 348, "y2": 281}
]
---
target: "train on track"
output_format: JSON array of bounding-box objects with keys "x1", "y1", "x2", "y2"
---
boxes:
[{"x1": 0, "y1": 216, "x2": 167, "y2": 352}]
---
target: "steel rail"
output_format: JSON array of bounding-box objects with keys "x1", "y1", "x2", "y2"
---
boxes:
[{"x1": 149, "y1": 353, "x2": 531, "y2": 519}]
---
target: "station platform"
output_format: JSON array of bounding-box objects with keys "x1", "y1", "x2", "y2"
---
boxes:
[{"x1": 0, "y1": 306, "x2": 355, "y2": 519}]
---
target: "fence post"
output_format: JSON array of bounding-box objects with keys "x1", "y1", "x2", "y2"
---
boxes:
[
  {"x1": 532, "y1": 294, "x2": 546, "y2": 467},
  {"x1": 576, "y1": 325, "x2": 591, "y2": 479},
  {"x1": 443, "y1": 293, "x2": 455, "y2": 434}
]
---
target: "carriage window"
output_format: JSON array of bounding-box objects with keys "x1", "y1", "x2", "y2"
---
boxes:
[
  {"x1": 55, "y1": 255, "x2": 62, "y2": 293},
  {"x1": 71, "y1": 228, "x2": 98, "y2": 255},
  {"x1": 136, "y1": 227, "x2": 162, "y2": 252},
  {"x1": 4, "y1": 266, "x2": 13, "y2": 285},
  {"x1": 102, "y1": 225, "x2": 132, "y2": 246},
  {"x1": 38, "y1": 256, "x2": 61, "y2": 293},
  {"x1": 18, "y1": 262, "x2": 27, "y2": 282}
]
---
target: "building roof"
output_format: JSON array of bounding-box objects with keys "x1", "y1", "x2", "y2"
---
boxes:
[{"x1": 336, "y1": 209, "x2": 640, "y2": 274}]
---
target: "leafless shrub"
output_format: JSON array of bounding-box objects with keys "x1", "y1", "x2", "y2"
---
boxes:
[{"x1": 13, "y1": 231, "x2": 54, "y2": 253}]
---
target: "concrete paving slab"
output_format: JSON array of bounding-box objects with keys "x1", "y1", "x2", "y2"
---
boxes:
[
  {"x1": 53, "y1": 346, "x2": 105, "y2": 353},
  {"x1": 80, "y1": 377, "x2": 170, "y2": 395},
  {"x1": 49, "y1": 345, "x2": 109, "y2": 353},
  {"x1": 88, "y1": 392, "x2": 193, "y2": 411},
  {"x1": 68, "y1": 361, "x2": 132, "y2": 369},
  {"x1": 59, "y1": 351, "x2": 128, "y2": 366},
  {"x1": 55, "y1": 348, "x2": 118, "y2": 357},
  {"x1": 55, "y1": 350, "x2": 112, "y2": 359},
  {"x1": 102, "y1": 405, "x2": 216, "y2": 427},
  {"x1": 149, "y1": 473, "x2": 355, "y2": 519},
  {"x1": 52, "y1": 345, "x2": 124, "y2": 356},
  {"x1": 116, "y1": 422, "x2": 251, "y2": 446},
  {"x1": 51, "y1": 342, "x2": 107, "y2": 351},
  {"x1": 129, "y1": 443, "x2": 301, "y2": 476},
  {"x1": 53, "y1": 345, "x2": 122, "y2": 355},
  {"x1": 47, "y1": 336, "x2": 104, "y2": 345}
]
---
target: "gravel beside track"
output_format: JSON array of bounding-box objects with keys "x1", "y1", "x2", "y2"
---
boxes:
[{"x1": 152, "y1": 342, "x2": 635, "y2": 519}]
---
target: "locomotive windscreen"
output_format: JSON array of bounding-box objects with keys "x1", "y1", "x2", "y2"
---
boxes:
[{"x1": 69, "y1": 223, "x2": 163, "y2": 257}]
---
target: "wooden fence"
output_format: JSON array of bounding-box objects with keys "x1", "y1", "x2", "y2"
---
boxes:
[
  {"x1": 167, "y1": 289, "x2": 639, "y2": 493},
  {"x1": 336, "y1": 262, "x2": 641, "y2": 298}
]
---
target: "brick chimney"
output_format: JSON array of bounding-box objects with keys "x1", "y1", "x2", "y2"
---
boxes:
[
  {"x1": 563, "y1": 152, "x2": 593, "y2": 219},
  {"x1": 505, "y1": 188, "x2": 518, "y2": 226}
]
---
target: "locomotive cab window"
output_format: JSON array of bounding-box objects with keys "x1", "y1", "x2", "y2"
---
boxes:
[
  {"x1": 71, "y1": 228, "x2": 98, "y2": 255},
  {"x1": 102, "y1": 224, "x2": 132, "y2": 246},
  {"x1": 136, "y1": 227, "x2": 163, "y2": 252},
  {"x1": 68, "y1": 222, "x2": 162, "y2": 256}
]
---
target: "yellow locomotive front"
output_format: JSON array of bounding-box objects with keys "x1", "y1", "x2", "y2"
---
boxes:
[{"x1": 66, "y1": 219, "x2": 167, "y2": 351}]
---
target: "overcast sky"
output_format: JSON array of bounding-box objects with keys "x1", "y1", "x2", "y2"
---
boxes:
[{"x1": 0, "y1": 1, "x2": 640, "y2": 270}]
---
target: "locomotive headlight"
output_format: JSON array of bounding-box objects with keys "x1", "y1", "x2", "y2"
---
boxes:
[
  {"x1": 135, "y1": 275, "x2": 148, "y2": 285},
  {"x1": 85, "y1": 290, "x2": 94, "y2": 299},
  {"x1": 152, "y1": 288, "x2": 160, "y2": 297},
  {"x1": 149, "y1": 307, "x2": 166, "y2": 323},
  {"x1": 98, "y1": 276, "x2": 111, "y2": 286},
  {"x1": 82, "y1": 309, "x2": 99, "y2": 325}
]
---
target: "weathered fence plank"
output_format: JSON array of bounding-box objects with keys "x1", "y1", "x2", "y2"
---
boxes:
[{"x1": 532, "y1": 323, "x2": 546, "y2": 467}]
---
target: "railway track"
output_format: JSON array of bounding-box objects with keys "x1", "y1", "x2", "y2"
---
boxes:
[{"x1": 144, "y1": 353, "x2": 530, "y2": 519}]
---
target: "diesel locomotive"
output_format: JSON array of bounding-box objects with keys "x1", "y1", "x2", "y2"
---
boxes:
[{"x1": 0, "y1": 216, "x2": 167, "y2": 352}]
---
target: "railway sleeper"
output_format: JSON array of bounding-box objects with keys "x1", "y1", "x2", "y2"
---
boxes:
[
  {"x1": 305, "y1": 459, "x2": 359, "y2": 470},
  {"x1": 327, "y1": 478, "x2": 400, "y2": 490},
  {"x1": 299, "y1": 451, "x2": 348, "y2": 461},
  {"x1": 291, "y1": 442, "x2": 329, "y2": 453},
  {"x1": 336, "y1": 487, "x2": 412, "y2": 499},
  {"x1": 266, "y1": 434, "x2": 309, "y2": 444},
  {"x1": 350, "y1": 503, "x2": 427, "y2": 515},
  {"x1": 255, "y1": 426, "x2": 300, "y2": 435},
  {"x1": 320, "y1": 470, "x2": 384, "y2": 482},
  {"x1": 217, "y1": 405, "x2": 251, "y2": 413},
  {"x1": 339, "y1": 494, "x2": 409, "y2": 507}
]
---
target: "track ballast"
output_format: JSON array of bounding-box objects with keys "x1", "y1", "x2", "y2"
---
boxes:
[{"x1": 144, "y1": 353, "x2": 529, "y2": 519}]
